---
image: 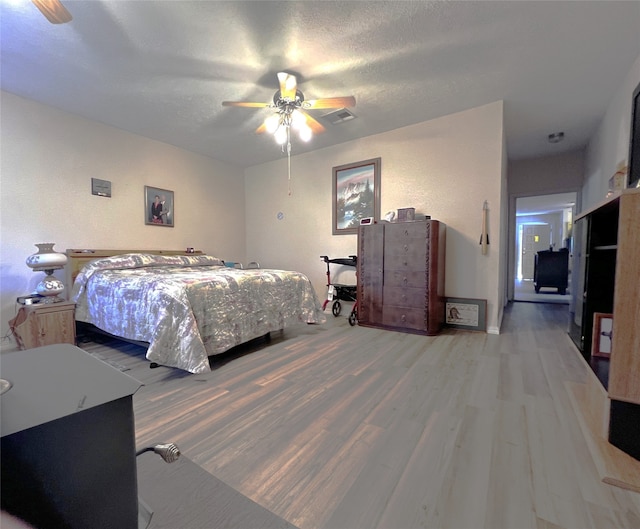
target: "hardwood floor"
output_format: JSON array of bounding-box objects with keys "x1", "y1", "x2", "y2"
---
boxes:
[{"x1": 79, "y1": 302, "x2": 640, "y2": 529}]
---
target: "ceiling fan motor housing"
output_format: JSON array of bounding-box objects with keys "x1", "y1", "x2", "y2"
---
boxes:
[{"x1": 273, "y1": 89, "x2": 305, "y2": 107}]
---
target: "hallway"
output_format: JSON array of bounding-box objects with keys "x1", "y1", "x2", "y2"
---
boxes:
[{"x1": 514, "y1": 277, "x2": 571, "y2": 304}]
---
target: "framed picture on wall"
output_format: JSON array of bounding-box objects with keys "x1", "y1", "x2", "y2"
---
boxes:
[
  {"x1": 332, "y1": 157, "x2": 381, "y2": 235},
  {"x1": 145, "y1": 186, "x2": 174, "y2": 227},
  {"x1": 627, "y1": 80, "x2": 640, "y2": 189}
]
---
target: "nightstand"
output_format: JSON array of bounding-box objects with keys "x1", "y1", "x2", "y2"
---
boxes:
[{"x1": 8, "y1": 301, "x2": 76, "y2": 349}]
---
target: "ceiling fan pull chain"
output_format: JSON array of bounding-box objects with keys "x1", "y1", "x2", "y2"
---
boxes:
[{"x1": 287, "y1": 128, "x2": 292, "y2": 196}]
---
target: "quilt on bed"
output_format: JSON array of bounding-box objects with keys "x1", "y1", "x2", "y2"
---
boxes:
[{"x1": 71, "y1": 254, "x2": 326, "y2": 373}]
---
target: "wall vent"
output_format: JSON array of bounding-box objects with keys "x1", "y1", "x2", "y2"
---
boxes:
[{"x1": 322, "y1": 108, "x2": 356, "y2": 125}]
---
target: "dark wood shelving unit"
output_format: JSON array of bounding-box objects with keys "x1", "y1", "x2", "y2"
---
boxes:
[{"x1": 572, "y1": 188, "x2": 640, "y2": 461}]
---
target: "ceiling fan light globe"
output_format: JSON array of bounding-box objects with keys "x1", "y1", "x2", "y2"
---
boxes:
[
  {"x1": 291, "y1": 109, "x2": 306, "y2": 130},
  {"x1": 265, "y1": 114, "x2": 280, "y2": 134},
  {"x1": 274, "y1": 127, "x2": 288, "y2": 145},
  {"x1": 299, "y1": 125, "x2": 312, "y2": 142}
]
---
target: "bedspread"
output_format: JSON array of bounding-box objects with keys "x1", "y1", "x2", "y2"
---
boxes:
[{"x1": 71, "y1": 254, "x2": 326, "y2": 373}]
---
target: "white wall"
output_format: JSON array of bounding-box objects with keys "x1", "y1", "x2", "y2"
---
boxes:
[
  {"x1": 569, "y1": 52, "x2": 640, "y2": 328},
  {"x1": 508, "y1": 151, "x2": 586, "y2": 198},
  {"x1": 0, "y1": 96, "x2": 507, "y2": 342},
  {"x1": 0, "y1": 92, "x2": 246, "y2": 348},
  {"x1": 583, "y1": 53, "x2": 640, "y2": 210},
  {"x1": 245, "y1": 101, "x2": 506, "y2": 333}
]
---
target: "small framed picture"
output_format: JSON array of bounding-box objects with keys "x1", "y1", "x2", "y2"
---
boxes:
[
  {"x1": 397, "y1": 207, "x2": 415, "y2": 222},
  {"x1": 445, "y1": 297, "x2": 487, "y2": 332},
  {"x1": 145, "y1": 186, "x2": 174, "y2": 227},
  {"x1": 591, "y1": 312, "x2": 613, "y2": 358}
]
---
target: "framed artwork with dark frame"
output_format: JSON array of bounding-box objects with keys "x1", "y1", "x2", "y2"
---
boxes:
[
  {"x1": 332, "y1": 157, "x2": 381, "y2": 235},
  {"x1": 627, "y1": 80, "x2": 640, "y2": 189},
  {"x1": 445, "y1": 297, "x2": 487, "y2": 332},
  {"x1": 145, "y1": 186, "x2": 174, "y2": 227}
]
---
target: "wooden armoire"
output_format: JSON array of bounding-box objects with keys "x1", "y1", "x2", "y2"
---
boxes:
[{"x1": 357, "y1": 220, "x2": 446, "y2": 335}]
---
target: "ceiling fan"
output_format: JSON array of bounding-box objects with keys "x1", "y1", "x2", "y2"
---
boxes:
[
  {"x1": 222, "y1": 72, "x2": 356, "y2": 195},
  {"x1": 32, "y1": 0, "x2": 73, "y2": 24},
  {"x1": 222, "y1": 72, "x2": 356, "y2": 144}
]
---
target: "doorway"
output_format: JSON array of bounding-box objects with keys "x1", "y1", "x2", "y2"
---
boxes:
[
  {"x1": 520, "y1": 223, "x2": 551, "y2": 280},
  {"x1": 514, "y1": 192, "x2": 576, "y2": 303}
]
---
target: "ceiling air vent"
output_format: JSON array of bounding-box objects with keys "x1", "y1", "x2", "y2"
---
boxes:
[{"x1": 322, "y1": 108, "x2": 356, "y2": 125}]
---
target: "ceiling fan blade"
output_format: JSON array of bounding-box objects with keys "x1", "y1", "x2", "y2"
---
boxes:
[
  {"x1": 32, "y1": 0, "x2": 72, "y2": 24},
  {"x1": 304, "y1": 113, "x2": 326, "y2": 134},
  {"x1": 277, "y1": 72, "x2": 298, "y2": 100},
  {"x1": 222, "y1": 101, "x2": 270, "y2": 108},
  {"x1": 255, "y1": 122, "x2": 267, "y2": 134},
  {"x1": 304, "y1": 96, "x2": 356, "y2": 110}
]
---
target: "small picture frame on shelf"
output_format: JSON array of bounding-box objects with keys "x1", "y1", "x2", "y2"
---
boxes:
[
  {"x1": 591, "y1": 312, "x2": 613, "y2": 358},
  {"x1": 396, "y1": 207, "x2": 415, "y2": 222}
]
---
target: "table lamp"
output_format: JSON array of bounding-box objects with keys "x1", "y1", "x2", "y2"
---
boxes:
[{"x1": 25, "y1": 243, "x2": 68, "y2": 302}]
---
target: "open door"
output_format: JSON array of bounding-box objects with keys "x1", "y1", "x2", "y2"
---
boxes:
[{"x1": 521, "y1": 224, "x2": 551, "y2": 280}]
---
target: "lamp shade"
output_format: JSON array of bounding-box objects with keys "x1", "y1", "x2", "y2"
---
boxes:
[{"x1": 26, "y1": 243, "x2": 67, "y2": 271}]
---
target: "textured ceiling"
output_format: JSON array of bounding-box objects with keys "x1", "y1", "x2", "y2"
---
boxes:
[{"x1": 1, "y1": 1, "x2": 639, "y2": 168}]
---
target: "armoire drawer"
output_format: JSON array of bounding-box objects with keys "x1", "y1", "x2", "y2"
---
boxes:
[
  {"x1": 391, "y1": 223, "x2": 429, "y2": 240},
  {"x1": 382, "y1": 306, "x2": 427, "y2": 331},
  {"x1": 384, "y1": 246, "x2": 427, "y2": 269},
  {"x1": 383, "y1": 269, "x2": 426, "y2": 289},
  {"x1": 382, "y1": 286, "x2": 426, "y2": 308}
]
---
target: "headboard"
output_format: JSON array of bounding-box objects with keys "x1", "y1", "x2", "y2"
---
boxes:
[{"x1": 65, "y1": 249, "x2": 204, "y2": 290}]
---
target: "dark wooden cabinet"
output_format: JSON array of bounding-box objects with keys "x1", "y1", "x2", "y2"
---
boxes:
[
  {"x1": 357, "y1": 220, "x2": 446, "y2": 335},
  {"x1": 1, "y1": 345, "x2": 142, "y2": 529},
  {"x1": 571, "y1": 188, "x2": 640, "y2": 461},
  {"x1": 534, "y1": 249, "x2": 569, "y2": 294}
]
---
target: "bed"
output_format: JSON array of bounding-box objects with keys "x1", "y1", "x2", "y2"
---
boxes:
[{"x1": 67, "y1": 250, "x2": 326, "y2": 374}]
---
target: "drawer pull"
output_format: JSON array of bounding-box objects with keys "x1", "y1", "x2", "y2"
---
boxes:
[
  {"x1": 403, "y1": 245, "x2": 409, "y2": 251},
  {"x1": 401, "y1": 314, "x2": 407, "y2": 322}
]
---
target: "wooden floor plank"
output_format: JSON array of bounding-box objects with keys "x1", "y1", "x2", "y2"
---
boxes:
[{"x1": 75, "y1": 302, "x2": 640, "y2": 529}]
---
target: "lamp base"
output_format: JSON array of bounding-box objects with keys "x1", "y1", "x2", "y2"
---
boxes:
[
  {"x1": 40, "y1": 296, "x2": 66, "y2": 304},
  {"x1": 36, "y1": 273, "x2": 65, "y2": 298}
]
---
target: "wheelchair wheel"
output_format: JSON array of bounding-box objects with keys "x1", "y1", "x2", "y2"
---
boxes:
[
  {"x1": 348, "y1": 310, "x2": 357, "y2": 326},
  {"x1": 332, "y1": 300, "x2": 342, "y2": 317}
]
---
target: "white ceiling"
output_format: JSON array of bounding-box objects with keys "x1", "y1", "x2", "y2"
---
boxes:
[
  {"x1": 516, "y1": 192, "x2": 576, "y2": 216},
  {"x1": 1, "y1": 1, "x2": 639, "y2": 169}
]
